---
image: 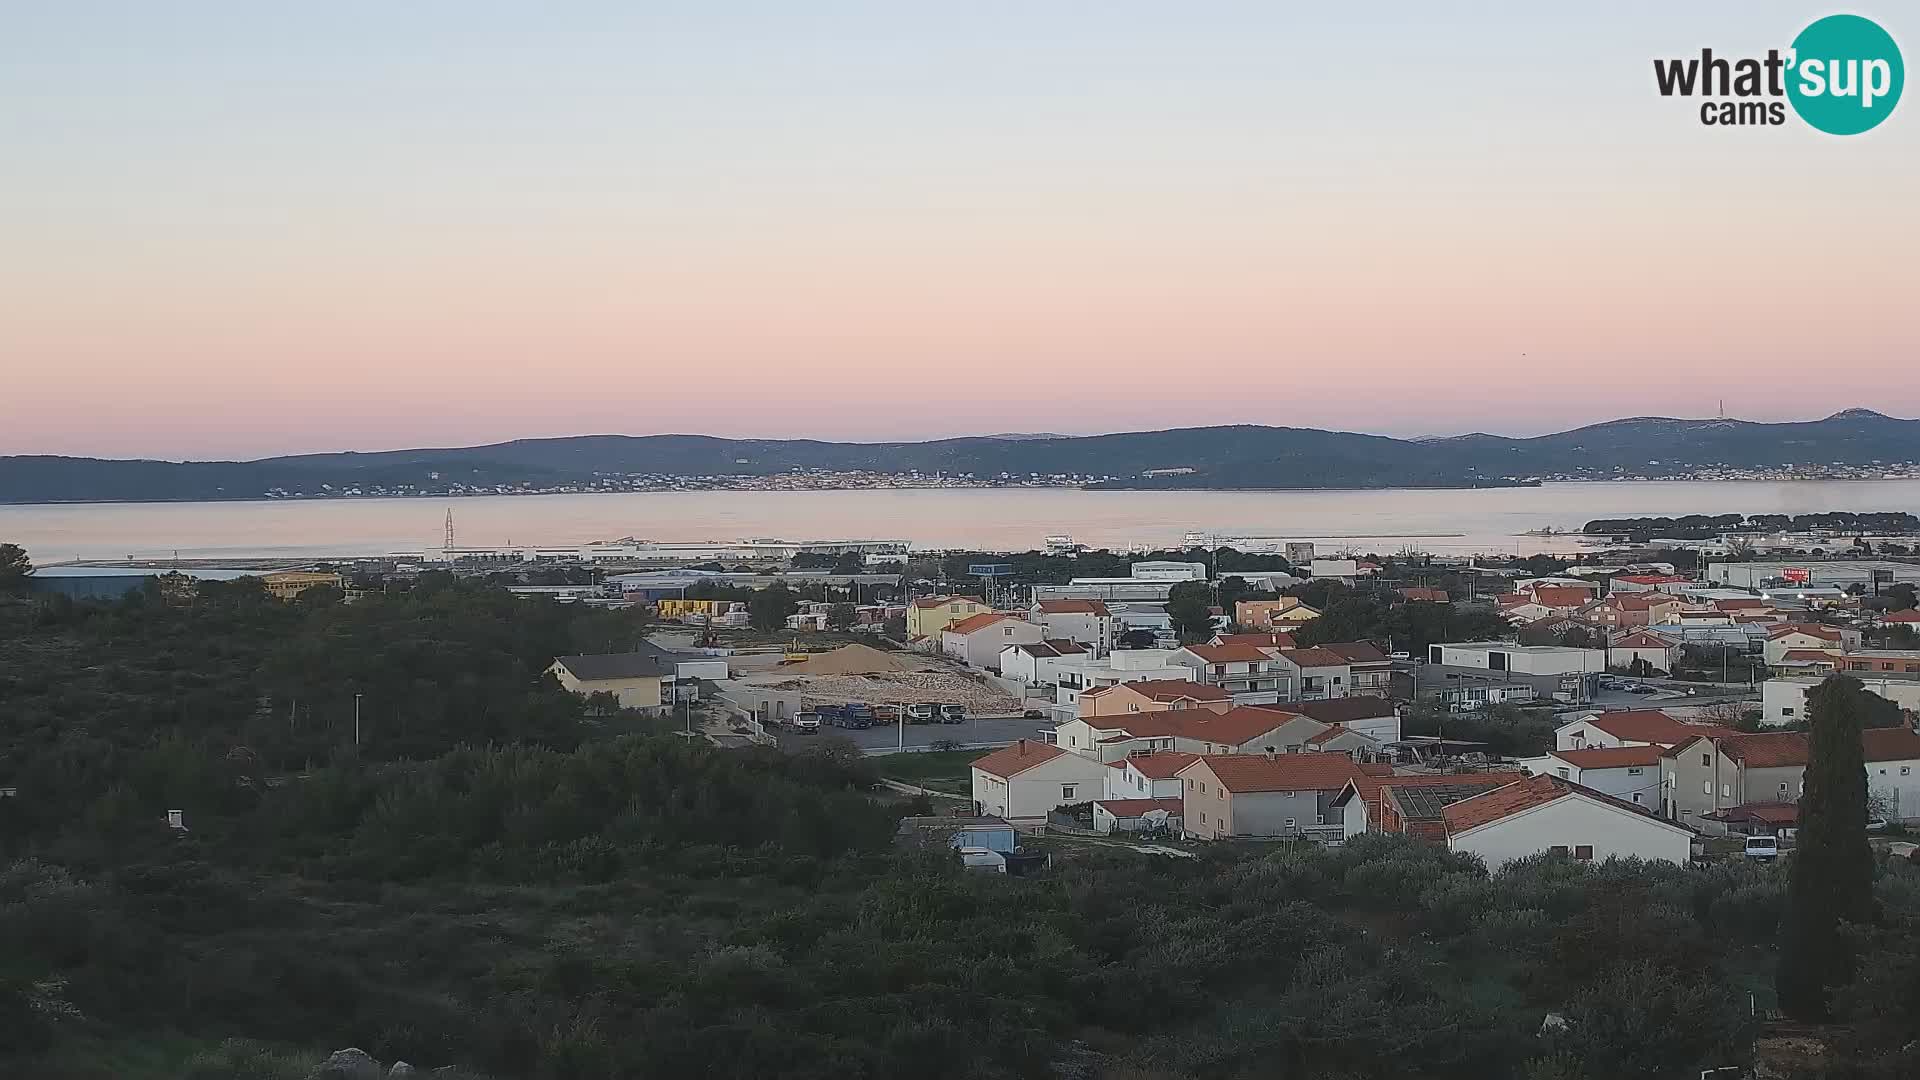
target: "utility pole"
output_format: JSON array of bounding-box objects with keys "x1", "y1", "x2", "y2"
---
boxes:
[{"x1": 353, "y1": 693, "x2": 363, "y2": 749}]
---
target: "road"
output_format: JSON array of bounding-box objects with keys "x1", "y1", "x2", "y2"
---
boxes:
[{"x1": 777, "y1": 715, "x2": 1053, "y2": 754}]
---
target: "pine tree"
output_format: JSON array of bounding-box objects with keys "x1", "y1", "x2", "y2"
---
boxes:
[{"x1": 1775, "y1": 674, "x2": 1879, "y2": 1019}]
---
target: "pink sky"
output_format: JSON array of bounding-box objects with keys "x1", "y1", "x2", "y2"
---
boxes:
[{"x1": 5, "y1": 2, "x2": 1917, "y2": 460}]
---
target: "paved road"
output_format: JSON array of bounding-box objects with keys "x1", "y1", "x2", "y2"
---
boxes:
[{"x1": 777, "y1": 715, "x2": 1053, "y2": 754}]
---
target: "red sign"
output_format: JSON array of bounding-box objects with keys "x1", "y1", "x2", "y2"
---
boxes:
[{"x1": 1782, "y1": 567, "x2": 1811, "y2": 584}]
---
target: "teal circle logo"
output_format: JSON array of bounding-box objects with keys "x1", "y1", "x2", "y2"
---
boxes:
[{"x1": 1787, "y1": 14, "x2": 1904, "y2": 134}]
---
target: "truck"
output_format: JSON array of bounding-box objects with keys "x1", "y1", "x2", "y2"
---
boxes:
[
  {"x1": 816, "y1": 704, "x2": 875, "y2": 730},
  {"x1": 940, "y1": 704, "x2": 967, "y2": 724},
  {"x1": 907, "y1": 703, "x2": 940, "y2": 724}
]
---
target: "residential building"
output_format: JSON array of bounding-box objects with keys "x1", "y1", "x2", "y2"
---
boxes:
[
  {"x1": 1836, "y1": 650, "x2": 1920, "y2": 676},
  {"x1": 1234, "y1": 598, "x2": 1320, "y2": 630},
  {"x1": 1397, "y1": 587, "x2": 1450, "y2": 603},
  {"x1": 1762, "y1": 624, "x2": 1861, "y2": 663},
  {"x1": 259, "y1": 570, "x2": 344, "y2": 601},
  {"x1": 907, "y1": 595, "x2": 988, "y2": 640},
  {"x1": 1762, "y1": 675, "x2": 1920, "y2": 726},
  {"x1": 1520, "y1": 746, "x2": 1666, "y2": 810},
  {"x1": 1332, "y1": 771, "x2": 1528, "y2": 839},
  {"x1": 1280, "y1": 697, "x2": 1403, "y2": 743},
  {"x1": 1317, "y1": 641, "x2": 1392, "y2": 697},
  {"x1": 1443, "y1": 774, "x2": 1696, "y2": 869},
  {"x1": 970, "y1": 739, "x2": 1111, "y2": 822},
  {"x1": 941, "y1": 613, "x2": 1045, "y2": 670},
  {"x1": 1168, "y1": 643, "x2": 1295, "y2": 703},
  {"x1": 1658, "y1": 727, "x2": 1920, "y2": 825},
  {"x1": 1050, "y1": 650, "x2": 1202, "y2": 714},
  {"x1": 1281, "y1": 647, "x2": 1352, "y2": 700},
  {"x1": 1555, "y1": 709, "x2": 1734, "y2": 752},
  {"x1": 1402, "y1": 664, "x2": 1546, "y2": 710},
  {"x1": 1212, "y1": 630, "x2": 1298, "y2": 649},
  {"x1": 1178, "y1": 753, "x2": 1368, "y2": 840},
  {"x1": 1608, "y1": 630, "x2": 1684, "y2": 674},
  {"x1": 1102, "y1": 750, "x2": 1200, "y2": 800},
  {"x1": 1076, "y1": 679, "x2": 1231, "y2": 720},
  {"x1": 1030, "y1": 599, "x2": 1115, "y2": 653},
  {"x1": 1058, "y1": 706, "x2": 1346, "y2": 762},
  {"x1": 1591, "y1": 593, "x2": 1686, "y2": 628},
  {"x1": 998, "y1": 639, "x2": 1089, "y2": 686},
  {"x1": 548, "y1": 653, "x2": 671, "y2": 714},
  {"x1": 1878, "y1": 609, "x2": 1920, "y2": 628}
]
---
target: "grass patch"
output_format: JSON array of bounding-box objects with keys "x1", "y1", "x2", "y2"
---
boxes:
[{"x1": 876, "y1": 749, "x2": 986, "y2": 785}]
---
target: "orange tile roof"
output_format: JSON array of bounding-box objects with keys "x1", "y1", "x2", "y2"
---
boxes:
[
  {"x1": 969, "y1": 739, "x2": 1067, "y2": 779},
  {"x1": 1281, "y1": 647, "x2": 1350, "y2": 668},
  {"x1": 1093, "y1": 797, "x2": 1183, "y2": 818},
  {"x1": 1611, "y1": 631, "x2": 1677, "y2": 650},
  {"x1": 1864, "y1": 727, "x2": 1920, "y2": 763},
  {"x1": 945, "y1": 612, "x2": 1019, "y2": 635},
  {"x1": 1081, "y1": 678, "x2": 1229, "y2": 703},
  {"x1": 1576, "y1": 710, "x2": 1699, "y2": 746},
  {"x1": 1318, "y1": 641, "x2": 1390, "y2": 664},
  {"x1": 1442, "y1": 774, "x2": 1604, "y2": 834},
  {"x1": 1119, "y1": 751, "x2": 1201, "y2": 778},
  {"x1": 1398, "y1": 587, "x2": 1449, "y2": 602},
  {"x1": 913, "y1": 595, "x2": 983, "y2": 609},
  {"x1": 1036, "y1": 599, "x2": 1111, "y2": 615},
  {"x1": 1256, "y1": 698, "x2": 1397, "y2": 725},
  {"x1": 1550, "y1": 745, "x2": 1667, "y2": 769},
  {"x1": 1713, "y1": 598, "x2": 1772, "y2": 611},
  {"x1": 1768, "y1": 623, "x2": 1843, "y2": 641},
  {"x1": 1185, "y1": 753, "x2": 1365, "y2": 794},
  {"x1": 1716, "y1": 732, "x2": 1809, "y2": 768},
  {"x1": 1173, "y1": 707, "x2": 1311, "y2": 747},
  {"x1": 1616, "y1": 574, "x2": 1689, "y2": 585},
  {"x1": 1883, "y1": 609, "x2": 1920, "y2": 623},
  {"x1": 1779, "y1": 649, "x2": 1840, "y2": 663},
  {"x1": 1531, "y1": 586, "x2": 1597, "y2": 609}
]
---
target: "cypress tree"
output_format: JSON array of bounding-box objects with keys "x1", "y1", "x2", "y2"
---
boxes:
[{"x1": 1775, "y1": 674, "x2": 1879, "y2": 1019}]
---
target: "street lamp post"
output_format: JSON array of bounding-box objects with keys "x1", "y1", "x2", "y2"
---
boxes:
[{"x1": 353, "y1": 693, "x2": 362, "y2": 748}]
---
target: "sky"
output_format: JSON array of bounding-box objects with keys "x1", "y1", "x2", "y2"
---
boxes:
[{"x1": 4, "y1": 2, "x2": 1917, "y2": 460}]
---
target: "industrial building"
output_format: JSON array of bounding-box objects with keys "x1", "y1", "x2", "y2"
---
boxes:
[{"x1": 1707, "y1": 559, "x2": 1920, "y2": 591}]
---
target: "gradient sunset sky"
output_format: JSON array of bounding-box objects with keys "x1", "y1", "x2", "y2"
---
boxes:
[{"x1": 5, "y1": 2, "x2": 1917, "y2": 460}]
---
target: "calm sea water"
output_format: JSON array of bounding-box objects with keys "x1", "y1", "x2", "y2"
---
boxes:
[{"x1": 5, "y1": 480, "x2": 1919, "y2": 564}]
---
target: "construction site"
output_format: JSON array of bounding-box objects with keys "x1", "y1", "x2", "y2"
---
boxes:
[{"x1": 723, "y1": 643, "x2": 1023, "y2": 719}]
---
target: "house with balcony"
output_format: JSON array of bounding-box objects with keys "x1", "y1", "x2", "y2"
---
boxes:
[
  {"x1": 1029, "y1": 598, "x2": 1115, "y2": 654},
  {"x1": 1278, "y1": 647, "x2": 1352, "y2": 700},
  {"x1": 1168, "y1": 643, "x2": 1295, "y2": 704},
  {"x1": 1316, "y1": 641, "x2": 1391, "y2": 697}
]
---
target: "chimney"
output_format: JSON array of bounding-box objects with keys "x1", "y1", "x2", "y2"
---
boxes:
[
  {"x1": 166, "y1": 809, "x2": 186, "y2": 830},
  {"x1": 1265, "y1": 747, "x2": 1276, "y2": 762},
  {"x1": 1016, "y1": 738, "x2": 1027, "y2": 755}
]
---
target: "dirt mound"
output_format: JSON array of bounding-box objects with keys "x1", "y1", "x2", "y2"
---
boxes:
[{"x1": 783, "y1": 643, "x2": 924, "y2": 676}]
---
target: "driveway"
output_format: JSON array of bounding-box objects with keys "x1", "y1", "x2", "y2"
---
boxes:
[{"x1": 777, "y1": 715, "x2": 1054, "y2": 754}]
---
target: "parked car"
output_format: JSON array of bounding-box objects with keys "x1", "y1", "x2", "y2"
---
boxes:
[
  {"x1": 1022, "y1": 708, "x2": 1046, "y2": 719},
  {"x1": 1388, "y1": 651, "x2": 1411, "y2": 661},
  {"x1": 1743, "y1": 835, "x2": 1780, "y2": 861},
  {"x1": 1866, "y1": 818, "x2": 1890, "y2": 833}
]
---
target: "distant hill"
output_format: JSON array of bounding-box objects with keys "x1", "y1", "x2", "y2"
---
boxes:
[{"x1": 3, "y1": 410, "x2": 1918, "y2": 503}]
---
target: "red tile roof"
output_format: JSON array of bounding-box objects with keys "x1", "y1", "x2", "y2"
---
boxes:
[
  {"x1": 1180, "y1": 643, "x2": 1275, "y2": 663},
  {"x1": 1280, "y1": 647, "x2": 1350, "y2": 668},
  {"x1": 1550, "y1": 745, "x2": 1667, "y2": 769},
  {"x1": 1173, "y1": 707, "x2": 1313, "y2": 747},
  {"x1": 1713, "y1": 598, "x2": 1772, "y2": 611},
  {"x1": 945, "y1": 611, "x2": 1022, "y2": 635},
  {"x1": 1768, "y1": 624, "x2": 1844, "y2": 641},
  {"x1": 1779, "y1": 649, "x2": 1840, "y2": 663},
  {"x1": 1616, "y1": 574, "x2": 1689, "y2": 585},
  {"x1": 1185, "y1": 753, "x2": 1365, "y2": 794},
  {"x1": 1009, "y1": 639, "x2": 1087, "y2": 659},
  {"x1": 1398, "y1": 587, "x2": 1450, "y2": 602},
  {"x1": 1257, "y1": 698, "x2": 1397, "y2": 725},
  {"x1": 1443, "y1": 773, "x2": 1665, "y2": 835},
  {"x1": 1094, "y1": 797, "x2": 1183, "y2": 818},
  {"x1": 1036, "y1": 599, "x2": 1111, "y2": 616},
  {"x1": 1318, "y1": 641, "x2": 1390, "y2": 664},
  {"x1": 970, "y1": 739, "x2": 1067, "y2": 779},
  {"x1": 1717, "y1": 732, "x2": 1809, "y2": 768},
  {"x1": 1307, "y1": 724, "x2": 1352, "y2": 745},
  {"x1": 1495, "y1": 592, "x2": 1532, "y2": 607},
  {"x1": 1574, "y1": 710, "x2": 1709, "y2": 747},
  {"x1": 1081, "y1": 678, "x2": 1230, "y2": 703},
  {"x1": 1864, "y1": 726, "x2": 1920, "y2": 763},
  {"x1": 913, "y1": 595, "x2": 983, "y2": 609},
  {"x1": 1610, "y1": 594, "x2": 1678, "y2": 611},
  {"x1": 1531, "y1": 586, "x2": 1597, "y2": 609},
  {"x1": 1119, "y1": 751, "x2": 1201, "y2": 778},
  {"x1": 1611, "y1": 631, "x2": 1676, "y2": 650},
  {"x1": 1884, "y1": 609, "x2": 1920, "y2": 623}
]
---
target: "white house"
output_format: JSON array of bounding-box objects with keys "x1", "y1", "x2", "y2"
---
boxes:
[
  {"x1": 1554, "y1": 709, "x2": 1730, "y2": 751},
  {"x1": 1607, "y1": 630, "x2": 1683, "y2": 675},
  {"x1": 1762, "y1": 624, "x2": 1858, "y2": 664},
  {"x1": 941, "y1": 613, "x2": 1046, "y2": 671},
  {"x1": 1762, "y1": 676, "x2": 1920, "y2": 727},
  {"x1": 1048, "y1": 649, "x2": 1198, "y2": 714},
  {"x1": 998, "y1": 639, "x2": 1088, "y2": 686},
  {"x1": 1030, "y1": 599, "x2": 1115, "y2": 653},
  {"x1": 1442, "y1": 774, "x2": 1695, "y2": 869},
  {"x1": 969, "y1": 740, "x2": 1111, "y2": 822},
  {"x1": 1168, "y1": 643, "x2": 1295, "y2": 703},
  {"x1": 1519, "y1": 745, "x2": 1666, "y2": 811},
  {"x1": 1102, "y1": 750, "x2": 1200, "y2": 801}
]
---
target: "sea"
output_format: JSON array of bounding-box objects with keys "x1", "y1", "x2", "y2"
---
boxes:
[{"x1": 4, "y1": 479, "x2": 1920, "y2": 565}]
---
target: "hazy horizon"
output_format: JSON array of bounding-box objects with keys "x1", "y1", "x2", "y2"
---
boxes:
[{"x1": 7, "y1": 1, "x2": 1917, "y2": 459}]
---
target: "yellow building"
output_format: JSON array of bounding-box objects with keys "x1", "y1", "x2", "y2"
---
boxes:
[
  {"x1": 656, "y1": 598, "x2": 736, "y2": 619},
  {"x1": 1234, "y1": 598, "x2": 1321, "y2": 630},
  {"x1": 260, "y1": 571, "x2": 344, "y2": 601},
  {"x1": 907, "y1": 595, "x2": 988, "y2": 640},
  {"x1": 548, "y1": 653, "x2": 670, "y2": 715}
]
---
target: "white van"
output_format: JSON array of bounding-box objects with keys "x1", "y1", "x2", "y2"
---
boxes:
[{"x1": 1743, "y1": 835, "x2": 1779, "y2": 861}]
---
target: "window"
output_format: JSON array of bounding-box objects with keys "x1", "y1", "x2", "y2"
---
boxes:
[
  {"x1": 1187, "y1": 778, "x2": 1195, "y2": 790},
  {"x1": 1781, "y1": 707, "x2": 1795, "y2": 717},
  {"x1": 1904, "y1": 767, "x2": 1913, "y2": 776},
  {"x1": 1198, "y1": 812, "x2": 1206, "y2": 824},
  {"x1": 1555, "y1": 768, "x2": 1570, "y2": 779},
  {"x1": 1703, "y1": 781, "x2": 1713, "y2": 795},
  {"x1": 1574, "y1": 845, "x2": 1594, "y2": 861},
  {"x1": 1284, "y1": 818, "x2": 1297, "y2": 828},
  {"x1": 1632, "y1": 793, "x2": 1643, "y2": 804},
  {"x1": 1779, "y1": 782, "x2": 1789, "y2": 793},
  {"x1": 1061, "y1": 785, "x2": 1076, "y2": 801},
  {"x1": 1627, "y1": 766, "x2": 1644, "y2": 775},
  {"x1": 1550, "y1": 845, "x2": 1569, "y2": 855},
  {"x1": 1700, "y1": 754, "x2": 1712, "y2": 766},
  {"x1": 1721, "y1": 784, "x2": 1732, "y2": 798}
]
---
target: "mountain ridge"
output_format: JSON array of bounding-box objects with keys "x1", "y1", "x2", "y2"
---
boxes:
[{"x1": 3, "y1": 411, "x2": 1917, "y2": 503}]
